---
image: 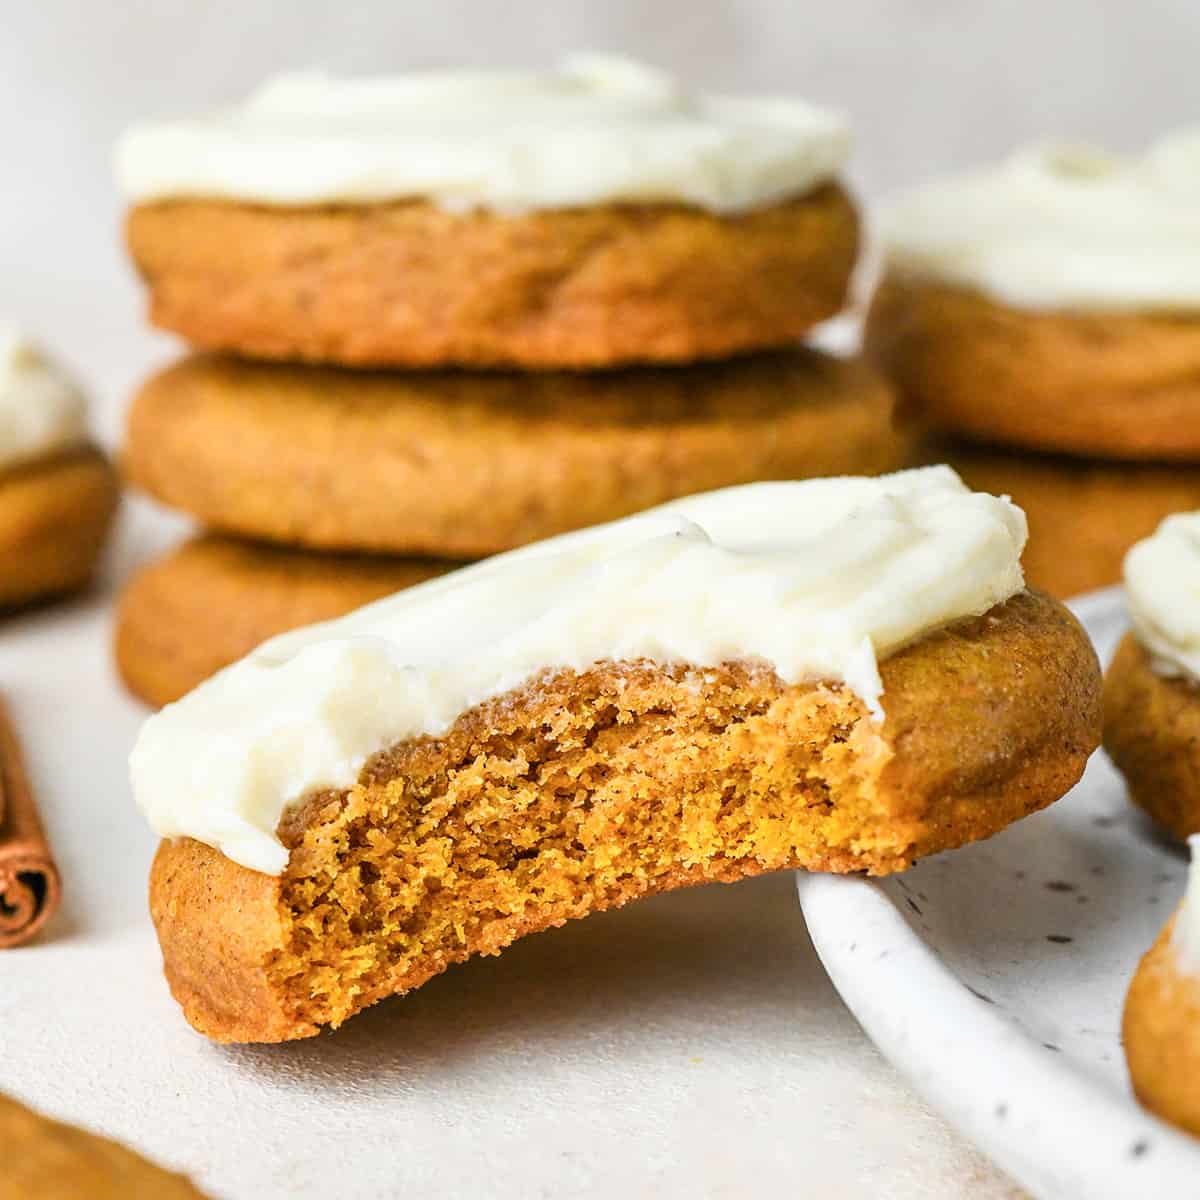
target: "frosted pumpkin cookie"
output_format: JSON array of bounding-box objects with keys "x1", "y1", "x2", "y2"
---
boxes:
[
  {"x1": 1124, "y1": 838, "x2": 1200, "y2": 1136},
  {"x1": 116, "y1": 56, "x2": 857, "y2": 368},
  {"x1": 115, "y1": 536, "x2": 452, "y2": 707},
  {"x1": 932, "y1": 442, "x2": 1200, "y2": 599},
  {"x1": 865, "y1": 139, "x2": 1200, "y2": 461},
  {"x1": 1104, "y1": 514, "x2": 1200, "y2": 839},
  {"x1": 122, "y1": 349, "x2": 907, "y2": 558},
  {"x1": 0, "y1": 328, "x2": 118, "y2": 609},
  {"x1": 0, "y1": 1090, "x2": 208, "y2": 1199},
  {"x1": 132, "y1": 467, "x2": 1101, "y2": 1043}
]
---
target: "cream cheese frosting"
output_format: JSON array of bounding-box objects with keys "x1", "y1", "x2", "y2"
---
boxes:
[
  {"x1": 0, "y1": 326, "x2": 88, "y2": 471},
  {"x1": 1173, "y1": 835, "x2": 1200, "y2": 975},
  {"x1": 114, "y1": 54, "x2": 848, "y2": 213},
  {"x1": 1124, "y1": 513, "x2": 1200, "y2": 681},
  {"x1": 130, "y1": 467, "x2": 1027, "y2": 875},
  {"x1": 878, "y1": 137, "x2": 1200, "y2": 310}
]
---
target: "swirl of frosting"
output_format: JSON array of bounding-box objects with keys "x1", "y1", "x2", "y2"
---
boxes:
[
  {"x1": 1125, "y1": 513, "x2": 1200, "y2": 681},
  {"x1": 878, "y1": 137, "x2": 1200, "y2": 310},
  {"x1": 0, "y1": 327, "x2": 88, "y2": 471},
  {"x1": 115, "y1": 54, "x2": 848, "y2": 213},
  {"x1": 130, "y1": 466, "x2": 1027, "y2": 874}
]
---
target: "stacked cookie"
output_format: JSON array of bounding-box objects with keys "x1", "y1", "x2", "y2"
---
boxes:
[
  {"x1": 865, "y1": 137, "x2": 1200, "y2": 599},
  {"x1": 114, "y1": 56, "x2": 909, "y2": 705},
  {"x1": 0, "y1": 1089, "x2": 208, "y2": 1199}
]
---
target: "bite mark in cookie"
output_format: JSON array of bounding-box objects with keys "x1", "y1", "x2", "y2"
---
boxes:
[{"x1": 131, "y1": 470, "x2": 1101, "y2": 1041}]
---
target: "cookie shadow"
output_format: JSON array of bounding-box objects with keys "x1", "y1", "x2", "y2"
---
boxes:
[{"x1": 220, "y1": 871, "x2": 839, "y2": 1090}]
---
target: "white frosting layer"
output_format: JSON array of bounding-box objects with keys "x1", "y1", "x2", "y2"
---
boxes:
[
  {"x1": 1125, "y1": 513, "x2": 1200, "y2": 681},
  {"x1": 1172, "y1": 836, "x2": 1200, "y2": 975},
  {"x1": 114, "y1": 54, "x2": 848, "y2": 213},
  {"x1": 130, "y1": 467, "x2": 1026, "y2": 876},
  {"x1": 0, "y1": 326, "x2": 88, "y2": 471},
  {"x1": 879, "y1": 138, "x2": 1200, "y2": 310}
]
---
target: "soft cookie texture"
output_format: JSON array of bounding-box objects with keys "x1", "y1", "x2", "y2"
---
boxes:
[
  {"x1": 0, "y1": 448, "x2": 119, "y2": 609},
  {"x1": 931, "y1": 443, "x2": 1200, "y2": 599},
  {"x1": 122, "y1": 349, "x2": 906, "y2": 558},
  {"x1": 1103, "y1": 634, "x2": 1200, "y2": 839},
  {"x1": 116, "y1": 536, "x2": 452, "y2": 707},
  {"x1": 1123, "y1": 918, "x2": 1200, "y2": 1136},
  {"x1": 0, "y1": 1091, "x2": 207, "y2": 1199},
  {"x1": 149, "y1": 589, "x2": 1100, "y2": 1043},
  {"x1": 125, "y1": 187, "x2": 858, "y2": 368},
  {"x1": 866, "y1": 276, "x2": 1200, "y2": 461}
]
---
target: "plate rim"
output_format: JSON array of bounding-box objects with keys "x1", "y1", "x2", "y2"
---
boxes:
[{"x1": 797, "y1": 584, "x2": 1200, "y2": 1199}]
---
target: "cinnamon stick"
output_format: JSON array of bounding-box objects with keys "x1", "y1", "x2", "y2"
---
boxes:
[{"x1": 0, "y1": 698, "x2": 60, "y2": 947}]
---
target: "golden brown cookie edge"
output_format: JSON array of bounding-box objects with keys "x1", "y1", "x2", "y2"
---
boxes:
[{"x1": 127, "y1": 186, "x2": 859, "y2": 368}]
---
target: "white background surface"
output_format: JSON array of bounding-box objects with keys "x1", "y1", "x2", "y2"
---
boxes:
[{"x1": 3, "y1": 4, "x2": 1196, "y2": 1195}]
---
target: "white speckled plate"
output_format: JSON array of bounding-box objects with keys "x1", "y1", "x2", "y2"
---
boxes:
[{"x1": 798, "y1": 588, "x2": 1200, "y2": 1200}]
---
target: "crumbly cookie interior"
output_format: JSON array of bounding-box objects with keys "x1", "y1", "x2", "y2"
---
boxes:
[{"x1": 268, "y1": 660, "x2": 902, "y2": 1030}]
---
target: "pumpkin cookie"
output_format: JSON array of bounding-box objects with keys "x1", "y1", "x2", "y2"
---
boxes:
[
  {"x1": 1, "y1": 449, "x2": 119, "y2": 609},
  {"x1": 122, "y1": 349, "x2": 907, "y2": 558},
  {"x1": 116, "y1": 536, "x2": 451, "y2": 707},
  {"x1": 125, "y1": 188, "x2": 857, "y2": 370},
  {"x1": 0, "y1": 328, "x2": 117, "y2": 608},
  {"x1": 932, "y1": 442, "x2": 1200, "y2": 599},
  {"x1": 117, "y1": 58, "x2": 857, "y2": 368},
  {"x1": 1104, "y1": 513, "x2": 1200, "y2": 838},
  {"x1": 867, "y1": 140, "x2": 1200, "y2": 461},
  {"x1": 1124, "y1": 845, "x2": 1200, "y2": 1136},
  {"x1": 131, "y1": 470, "x2": 1100, "y2": 1042},
  {"x1": 0, "y1": 1090, "x2": 208, "y2": 1199},
  {"x1": 1103, "y1": 635, "x2": 1200, "y2": 839}
]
